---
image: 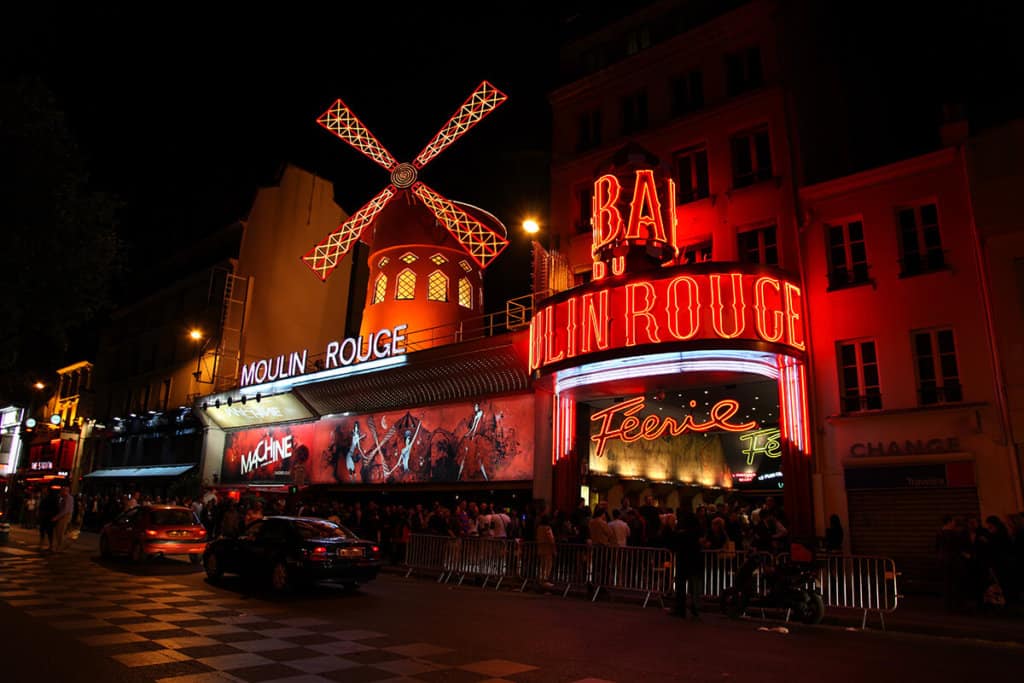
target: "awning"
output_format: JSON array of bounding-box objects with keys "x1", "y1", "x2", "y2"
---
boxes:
[{"x1": 83, "y1": 465, "x2": 196, "y2": 479}]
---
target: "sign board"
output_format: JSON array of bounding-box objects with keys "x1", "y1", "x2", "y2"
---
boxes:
[
  {"x1": 220, "y1": 394, "x2": 534, "y2": 486},
  {"x1": 205, "y1": 393, "x2": 315, "y2": 430}
]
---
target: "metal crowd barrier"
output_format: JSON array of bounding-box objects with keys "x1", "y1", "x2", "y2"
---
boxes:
[
  {"x1": 404, "y1": 536, "x2": 899, "y2": 627},
  {"x1": 815, "y1": 554, "x2": 899, "y2": 629}
]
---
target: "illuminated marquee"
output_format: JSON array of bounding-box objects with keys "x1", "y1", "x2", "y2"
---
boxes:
[
  {"x1": 530, "y1": 270, "x2": 805, "y2": 371},
  {"x1": 240, "y1": 325, "x2": 408, "y2": 387},
  {"x1": 590, "y1": 396, "x2": 758, "y2": 459}
]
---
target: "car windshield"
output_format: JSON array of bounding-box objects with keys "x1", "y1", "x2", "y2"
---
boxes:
[
  {"x1": 292, "y1": 519, "x2": 355, "y2": 540},
  {"x1": 150, "y1": 509, "x2": 198, "y2": 526}
]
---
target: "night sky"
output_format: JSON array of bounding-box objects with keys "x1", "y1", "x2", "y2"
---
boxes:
[{"x1": 4, "y1": 2, "x2": 1022, "y2": 367}]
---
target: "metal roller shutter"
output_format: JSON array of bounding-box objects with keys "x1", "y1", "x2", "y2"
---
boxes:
[{"x1": 847, "y1": 487, "x2": 980, "y2": 591}]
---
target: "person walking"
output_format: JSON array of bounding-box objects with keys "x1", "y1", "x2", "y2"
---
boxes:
[{"x1": 535, "y1": 515, "x2": 557, "y2": 589}]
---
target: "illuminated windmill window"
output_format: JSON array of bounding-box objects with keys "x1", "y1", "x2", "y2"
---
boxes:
[
  {"x1": 427, "y1": 270, "x2": 449, "y2": 302},
  {"x1": 372, "y1": 273, "x2": 388, "y2": 304},
  {"x1": 400, "y1": 252, "x2": 418, "y2": 264},
  {"x1": 459, "y1": 260, "x2": 472, "y2": 273},
  {"x1": 396, "y1": 268, "x2": 417, "y2": 300},
  {"x1": 430, "y1": 253, "x2": 448, "y2": 265},
  {"x1": 378, "y1": 256, "x2": 390, "y2": 268},
  {"x1": 458, "y1": 277, "x2": 473, "y2": 309}
]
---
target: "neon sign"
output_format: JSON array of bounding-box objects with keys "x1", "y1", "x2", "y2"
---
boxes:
[
  {"x1": 739, "y1": 428, "x2": 782, "y2": 465},
  {"x1": 530, "y1": 270, "x2": 805, "y2": 371},
  {"x1": 240, "y1": 324, "x2": 408, "y2": 387},
  {"x1": 590, "y1": 396, "x2": 757, "y2": 459},
  {"x1": 591, "y1": 168, "x2": 677, "y2": 280}
]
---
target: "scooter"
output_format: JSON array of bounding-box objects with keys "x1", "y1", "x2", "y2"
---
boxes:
[{"x1": 720, "y1": 549, "x2": 825, "y2": 625}]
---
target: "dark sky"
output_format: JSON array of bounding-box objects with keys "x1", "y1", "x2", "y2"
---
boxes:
[
  {"x1": 6, "y1": 1, "x2": 1022, "y2": 368},
  {"x1": 7, "y1": 4, "x2": 561, "y2": 306}
]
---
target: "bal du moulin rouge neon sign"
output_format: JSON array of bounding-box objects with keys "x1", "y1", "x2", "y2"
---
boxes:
[{"x1": 530, "y1": 167, "x2": 805, "y2": 371}]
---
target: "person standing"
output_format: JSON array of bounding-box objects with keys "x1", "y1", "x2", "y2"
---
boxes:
[
  {"x1": 51, "y1": 487, "x2": 74, "y2": 552},
  {"x1": 608, "y1": 509, "x2": 630, "y2": 547},
  {"x1": 825, "y1": 514, "x2": 844, "y2": 553},
  {"x1": 535, "y1": 515, "x2": 556, "y2": 588},
  {"x1": 37, "y1": 487, "x2": 61, "y2": 551},
  {"x1": 670, "y1": 511, "x2": 704, "y2": 620}
]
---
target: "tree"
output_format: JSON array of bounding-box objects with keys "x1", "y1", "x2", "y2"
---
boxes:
[{"x1": 0, "y1": 76, "x2": 119, "y2": 403}]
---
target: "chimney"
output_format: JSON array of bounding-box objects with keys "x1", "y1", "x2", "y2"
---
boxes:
[{"x1": 940, "y1": 103, "x2": 968, "y2": 146}]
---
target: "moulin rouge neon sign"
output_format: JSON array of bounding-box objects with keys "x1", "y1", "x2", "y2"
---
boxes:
[
  {"x1": 530, "y1": 271, "x2": 805, "y2": 371},
  {"x1": 590, "y1": 396, "x2": 758, "y2": 458}
]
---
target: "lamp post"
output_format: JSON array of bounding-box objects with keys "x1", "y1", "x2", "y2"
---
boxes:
[{"x1": 189, "y1": 329, "x2": 214, "y2": 385}]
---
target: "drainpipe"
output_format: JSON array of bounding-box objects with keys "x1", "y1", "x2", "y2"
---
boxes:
[{"x1": 959, "y1": 144, "x2": 1024, "y2": 510}]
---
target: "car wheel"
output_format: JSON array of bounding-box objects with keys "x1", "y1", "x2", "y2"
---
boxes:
[
  {"x1": 130, "y1": 542, "x2": 146, "y2": 563},
  {"x1": 796, "y1": 590, "x2": 826, "y2": 625},
  {"x1": 270, "y1": 560, "x2": 291, "y2": 592},
  {"x1": 99, "y1": 535, "x2": 112, "y2": 559},
  {"x1": 204, "y1": 553, "x2": 224, "y2": 582}
]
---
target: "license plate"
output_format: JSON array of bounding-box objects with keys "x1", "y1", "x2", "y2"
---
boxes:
[
  {"x1": 168, "y1": 531, "x2": 185, "y2": 537},
  {"x1": 338, "y1": 547, "x2": 364, "y2": 558}
]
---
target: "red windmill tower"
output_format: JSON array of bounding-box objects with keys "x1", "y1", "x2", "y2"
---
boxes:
[{"x1": 304, "y1": 82, "x2": 510, "y2": 348}]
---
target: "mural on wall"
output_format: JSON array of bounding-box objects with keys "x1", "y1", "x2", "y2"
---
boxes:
[{"x1": 220, "y1": 395, "x2": 534, "y2": 486}]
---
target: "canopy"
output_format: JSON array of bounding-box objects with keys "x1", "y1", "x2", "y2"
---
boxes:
[{"x1": 83, "y1": 464, "x2": 195, "y2": 479}]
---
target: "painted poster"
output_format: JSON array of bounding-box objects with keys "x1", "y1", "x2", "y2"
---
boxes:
[{"x1": 220, "y1": 394, "x2": 534, "y2": 486}]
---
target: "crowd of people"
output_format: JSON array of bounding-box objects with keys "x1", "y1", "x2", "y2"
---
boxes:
[
  {"x1": 936, "y1": 513, "x2": 1024, "y2": 613},
  {"x1": 11, "y1": 486, "x2": 1024, "y2": 616}
]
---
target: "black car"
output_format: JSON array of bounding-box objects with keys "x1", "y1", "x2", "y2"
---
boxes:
[{"x1": 203, "y1": 516, "x2": 382, "y2": 591}]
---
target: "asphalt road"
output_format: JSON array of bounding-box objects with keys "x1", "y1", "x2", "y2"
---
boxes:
[{"x1": 1, "y1": 535, "x2": 1021, "y2": 683}]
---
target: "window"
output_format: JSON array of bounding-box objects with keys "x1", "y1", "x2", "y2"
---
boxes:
[
  {"x1": 378, "y1": 256, "x2": 390, "y2": 268},
  {"x1": 671, "y1": 71, "x2": 704, "y2": 116},
  {"x1": 673, "y1": 145, "x2": 709, "y2": 204},
  {"x1": 427, "y1": 270, "x2": 448, "y2": 302},
  {"x1": 738, "y1": 225, "x2": 778, "y2": 265},
  {"x1": 826, "y1": 220, "x2": 870, "y2": 289},
  {"x1": 838, "y1": 340, "x2": 882, "y2": 412},
  {"x1": 372, "y1": 273, "x2": 387, "y2": 304},
  {"x1": 396, "y1": 269, "x2": 416, "y2": 300},
  {"x1": 400, "y1": 252, "x2": 418, "y2": 264},
  {"x1": 897, "y1": 203, "x2": 944, "y2": 275},
  {"x1": 459, "y1": 260, "x2": 472, "y2": 273},
  {"x1": 576, "y1": 184, "x2": 594, "y2": 234},
  {"x1": 725, "y1": 46, "x2": 763, "y2": 96},
  {"x1": 430, "y1": 253, "x2": 447, "y2": 265},
  {"x1": 621, "y1": 89, "x2": 648, "y2": 135},
  {"x1": 681, "y1": 241, "x2": 712, "y2": 265},
  {"x1": 576, "y1": 109, "x2": 602, "y2": 152},
  {"x1": 458, "y1": 278, "x2": 473, "y2": 309},
  {"x1": 626, "y1": 26, "x2": 651, "y2": 55},
  {"x1": 914, "y1": 329, "x2": 962, "y2": 405},
  {"x1": 731, "y1": 127, "x2": 772, "y2": 188}
]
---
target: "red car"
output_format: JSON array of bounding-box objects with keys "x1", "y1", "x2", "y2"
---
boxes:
[{"x1": 100, "y1": 504, "x2": 207, "y2": 563}]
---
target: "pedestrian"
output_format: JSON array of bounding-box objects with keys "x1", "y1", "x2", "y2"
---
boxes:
[
  {"x1": 825, "y1": 514, "x2": 844, "y2": 553},
  {"x1": 51, "y1": 486, "x2": 75, "y2": 551},
  {"x1": 936, "y1": 515, "x2": 969, "y2": 613},
  {"x1": 535, "y1": 514, "x2": 556, "y2": 588},
  {"x1": 37, "y1": 487, "x2": 60, "y2": 551},
  {"x1": 608, "y1": 508, "x2": 630, "y2": 547},
  {"x1": 670, "y1": 510, "x2": 704, "y2": 620}
]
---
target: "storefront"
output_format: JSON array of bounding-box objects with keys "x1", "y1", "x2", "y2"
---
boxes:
[
  {"x1": 531, "y1": 158, "x2": 813, "y2": 533},
  {"x1": 196, "y1": 333, "x2": 538, "y2": 507}
]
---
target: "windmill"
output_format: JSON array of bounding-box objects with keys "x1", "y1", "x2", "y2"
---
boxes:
[{"x1": 304, "y1": 82, "x2": 511, "y2": 347}]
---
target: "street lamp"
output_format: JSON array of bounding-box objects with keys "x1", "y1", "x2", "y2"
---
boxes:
[
  {"x1": 33, "y1": 381, "x2": 45, "y2": 391},
  {"x1": 189, "y1": 329, "x2": 214, "y2": 384},
  {"x1": 522, "y1": 218, "x2": 540, "y2": 235}
]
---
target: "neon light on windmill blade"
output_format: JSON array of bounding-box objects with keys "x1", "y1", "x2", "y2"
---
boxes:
[
  {"x1": 411, "y1": 182, "x2": 509, "y2": 267},
  {"x1": 303, "y1": 186, "x2": 397, "y2": 280},
  {"x1": 414, "y1": 81, "x2": 508, "y2": 169},
  {"x1": 317, "y1": 99, "x2": 398, "y2": 171}
]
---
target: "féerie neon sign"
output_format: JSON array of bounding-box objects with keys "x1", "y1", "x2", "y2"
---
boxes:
[{"x1": 590, "y1": 396, "x2": 757, "y2": 459}]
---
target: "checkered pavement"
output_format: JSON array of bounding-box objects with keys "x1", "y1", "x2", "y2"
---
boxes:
[{"x1": 0, "y1": 543, "x2": 608, "y2": 683}]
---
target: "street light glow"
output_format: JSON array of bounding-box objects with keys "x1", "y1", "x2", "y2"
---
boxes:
[
  {"x1": 189, "y1": 329, "x2": 204, "y2": 341},
  {"x1": 33, "y1": 381, "x2": 45, "y2": 390},
  {"x1": 522, "y1": 218, "x2": 540, "y2": 234}
]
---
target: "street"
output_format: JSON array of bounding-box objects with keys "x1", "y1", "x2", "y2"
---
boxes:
[{"x1": 0, "y1": 534, "x2": 1021, "y2": 683}]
